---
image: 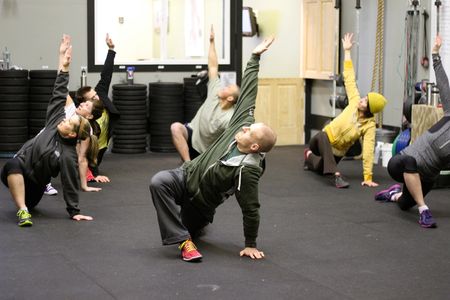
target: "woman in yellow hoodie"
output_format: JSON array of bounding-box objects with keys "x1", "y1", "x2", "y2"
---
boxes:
[{"x1": 304, "y1": 33, "x2": 387, "y2": 188}]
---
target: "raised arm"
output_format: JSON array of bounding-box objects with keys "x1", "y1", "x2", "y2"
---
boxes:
[
  {"x1": 432, "y1": 35, "x2": 450, "y2": 113},
  {"x1": 95, "y1": 33, "x2": 116, "y2": 97},
  {"x1": 208, "y1": 25, "x2": 219, "y2": 80},
  {"x1": 341, "y1": 33, "x2": 361, "y2": 106},
  {"x1": 228, "y1": 36, "x2": 274, "y2": 127},
  {"x1": 58, "y1": 34, "x2": 72, "y2": 72},
  {"x1": 46, "y1": 35, "x2": 72, "y2": 125}
]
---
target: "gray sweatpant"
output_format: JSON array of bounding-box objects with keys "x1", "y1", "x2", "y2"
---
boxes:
[{"x1": 149, "y1": 168, "x2": 208, "y2": 245}]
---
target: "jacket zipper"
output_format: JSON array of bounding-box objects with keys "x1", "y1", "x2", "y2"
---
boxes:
[{"x1": 439, "y1": 139, "x2": 450, "y2": 149}]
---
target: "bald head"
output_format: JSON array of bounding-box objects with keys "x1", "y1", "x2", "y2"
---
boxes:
[
  {"x1": 235, "y1": 123, "x2": 277, "y2": 153},
  {"x1": 253, "y1": 123, "x2": 277, "y2": 152}
]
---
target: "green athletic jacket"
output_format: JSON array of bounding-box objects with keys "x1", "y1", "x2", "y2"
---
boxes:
[{"x1": 183, "y1": 54, "x2": 264, "y2": 248}]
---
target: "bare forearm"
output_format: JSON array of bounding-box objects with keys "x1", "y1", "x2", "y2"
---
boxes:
[
  {"x1": 208, "y1": 40, "x2": 218, "y2": 78},
  {"x1": 344, "y1": 49, "x2": 351, "y2": 61},
  {"x1": 78, "y1": 159, "x2": 89, "y2": 189}
]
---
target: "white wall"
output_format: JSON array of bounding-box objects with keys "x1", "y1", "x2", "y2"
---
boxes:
[
  {"x1": 0, "y1": 0, "x2": 86, "y2": 74},
  {"x1": 242, "y1": 0, "x2": 301, "y2": 78},
  {"x1": 0, "y1": 0, "x2": 213, "y2": 88},
  {"x1": 0, "y1": 0, "x2": 433, "y2": 128}
]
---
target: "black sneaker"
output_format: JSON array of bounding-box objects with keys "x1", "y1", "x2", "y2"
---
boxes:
[{"x1": 334, "y1": 175, "x2": 349, "y2": 188}]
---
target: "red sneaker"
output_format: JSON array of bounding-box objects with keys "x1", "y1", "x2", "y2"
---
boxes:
[
  {"x1": 179, "y1": 239, "x2": 202, "y2": 262},
  {"x1": 86, "y1": 168, "x2": 95, "y2": 182}
]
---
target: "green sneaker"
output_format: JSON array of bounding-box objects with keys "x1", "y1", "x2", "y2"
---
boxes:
[{"x1": 17, "y1": 209, "x2": 33, "y2": 227}]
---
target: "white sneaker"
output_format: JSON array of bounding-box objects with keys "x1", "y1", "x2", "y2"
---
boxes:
[{"x1": 44, "y1": 183, "x2": 58, "y2": 196}]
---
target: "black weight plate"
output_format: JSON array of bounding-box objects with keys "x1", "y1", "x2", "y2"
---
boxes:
[
  {"x1": 0, "y1": 118, "x2": 28, "y2": 127},
  {"x1": 29, "y1": 70, "x2": 58, "y2": 79},
  {"x1": 112, "y1": 83, "x2": 147, "y2": 90},
  {"x1": 0, "y1": 86, "x2": 29, "y2": 94},
  {"x1": 0, "y1": 70, "x2": 28, "y2": 78},
  {"x1": 29, "y1": 78, "x2": 56, "y2": 87},
  {"x1": 0, "y1": 135, "x2": 28, "y2": 143},
  {"x1": 0, "y1": 111, "x2": 28, "y2": 119},
  {"x1": 0, "y1": 78, "x2": 29, "y2": 86},
  {"x1": 29, "y1": 86, "x2": 54, "y2": 95},
  {"x1": 111, "y1": 147, "x2": 146, "y2": 154},
  {"x1": 0, "y1": 94, "x2": 28, "y2": 102},
  {"x1": 0, "y1": 102, "x2": 28, "y2": 110}
]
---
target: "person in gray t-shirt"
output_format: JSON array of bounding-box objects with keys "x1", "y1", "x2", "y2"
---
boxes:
[
  {"x1": 171, "y1": 26, "x2": 240, "y2": 162},
  {"x1": 374, "y1": 35, "x2": 450, "y2": 229}
]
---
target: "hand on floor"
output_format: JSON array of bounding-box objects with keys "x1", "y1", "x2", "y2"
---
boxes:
[
  {"x1": 361, "y1": 180, "x2": 379, "y2": 187},
  {"x1": 72, "y1": 214, "x2": 94, "y2": 221},
  {"x1": 94, "y1": 175, "x2": 110, "y2": 183},
  {"x1": 82, "y1": 186, "x2": 102, "y2": 192},
  {"x1": 240, "y1": 247, "x2": 265, "y2": 259}
]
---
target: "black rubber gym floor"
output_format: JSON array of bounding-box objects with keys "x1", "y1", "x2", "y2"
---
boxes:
[{"x1": 1, "y1": 145, "x2": 449, "y2": 299}]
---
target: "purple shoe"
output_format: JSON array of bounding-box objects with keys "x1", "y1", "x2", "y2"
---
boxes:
[
  {"x1": 419, "y1": 209, "x2": 437, "y2": 228},
  {"x1": 374, "y1": 184, "x2": 401, "y2": 202}
]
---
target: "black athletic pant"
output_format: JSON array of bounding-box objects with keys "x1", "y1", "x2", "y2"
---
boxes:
[
  {"x1": 1, "y1": 157, "x2": 46, "y2": 209},
  {"x1": 387, "y1": 154, "x2": 434, "y2": 210},
  {"x1": 97, "y1": 147, "x2": 108, "y2": 166},
  {"x1": 306, "y1": 131, "x2": 342, "y2": 175},
  {"x1": 150, "y1": 167, "x2": 208, "y2": 245}
]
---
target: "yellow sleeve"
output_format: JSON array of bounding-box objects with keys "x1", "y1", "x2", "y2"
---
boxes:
[
  {"x1": 361, "y1": 122, "x2": 376, "y2": 182},
  {"x1": 343, "y1": 60, "x2": 361, "y2": 106}
]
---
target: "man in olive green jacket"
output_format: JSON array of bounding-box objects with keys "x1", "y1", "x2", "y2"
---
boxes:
[{"x1": 150, "y1": 37, "x2": 276, "y2": 262}]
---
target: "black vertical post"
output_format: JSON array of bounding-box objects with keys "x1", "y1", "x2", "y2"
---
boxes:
[
  {"x1": 435, "y1": 0, "x2": 442, "y2": 34},
  {"x1": 304, "y1": 79, "x2": 313, "y2": 143}
]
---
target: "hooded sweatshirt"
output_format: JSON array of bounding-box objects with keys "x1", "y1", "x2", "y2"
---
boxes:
[
  {"x1": 15, "y1": 72, "x2": 81, "y2": 217},
  {"x1": 323, "y1": 59, "x2": 377, "y2": 182},
  {"x1": 183, "y1": 54, "x2": 264, "y2": 248}
]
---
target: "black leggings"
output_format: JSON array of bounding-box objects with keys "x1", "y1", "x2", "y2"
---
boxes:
[
  {"x1": 1, "y1": 157, "x2": 46, "y2": 209},
  {"x1": 387, "y1": 154, "x2": 434, "y2": 210},
  {"x1": 306, "y1": 131, "x2": 342, "y2": 175}
]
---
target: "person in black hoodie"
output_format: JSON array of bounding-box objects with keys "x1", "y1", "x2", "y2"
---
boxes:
[
  {"x1": 43, "y1": 35, "x2": 116, "y2": 195},
  {"x1": 1, "y1": 35, "x2": 94, "y2": 227},
  {"x1": 75, "y1": 34, "x2": 120, "y2": 173}
]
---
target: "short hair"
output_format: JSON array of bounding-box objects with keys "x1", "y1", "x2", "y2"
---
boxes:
[
  {"x1": 76, "y1": 86, "x2": 104, "y2": 120},
  {"x1": 76, "y1": 86, "x2": 93, "y2": 103},
  {"x1": 253, "y1": 123, "x2": 277, "y2": 152}
]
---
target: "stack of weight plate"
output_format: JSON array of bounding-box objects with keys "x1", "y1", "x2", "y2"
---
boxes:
[
  {"x1": 112, "y1": 84, "x2": 148, "y2": 154},
  {"x1": 183, "y1": 77, "x2": 206, "y2": 122},
  {"x1": 0, "y1": 69, "x2": 29, "y2": 156},
  {"x1": 28, "y1": 70, "x2": 57, "y2": 138},
  {"x1": 148, "y1": 82, "x2": 184, "y2": 152}
]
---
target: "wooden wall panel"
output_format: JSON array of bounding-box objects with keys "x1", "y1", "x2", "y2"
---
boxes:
[
  {"x1": 302, "y1": 0, "x2": 335, "y2": 79},
  {"x1": 255, "y1": 78, "x2": 304, "y2": 145}
]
